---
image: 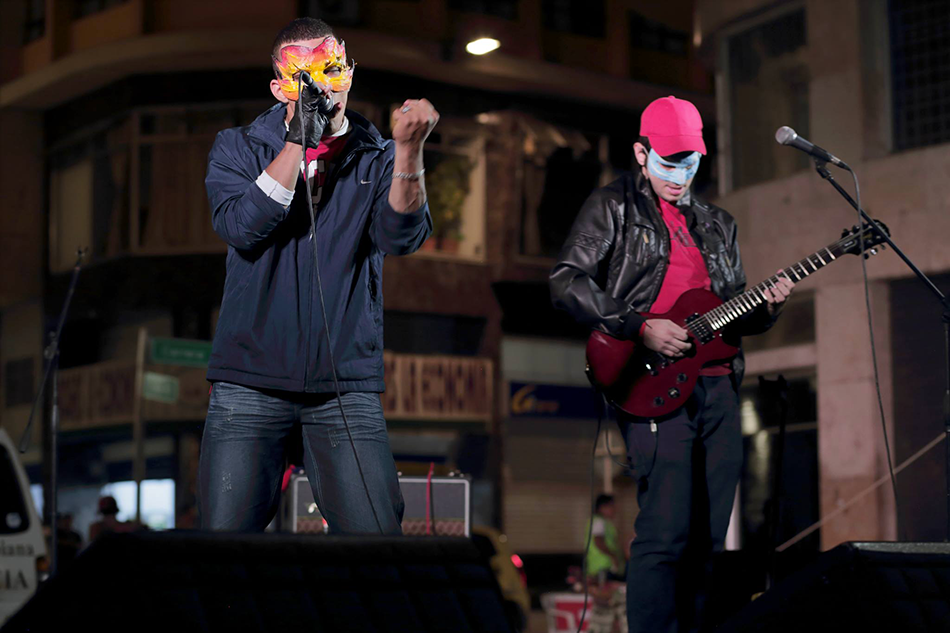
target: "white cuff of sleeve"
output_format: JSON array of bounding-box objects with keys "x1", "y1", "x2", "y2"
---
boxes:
[{"x1": 255, "y1": 170, "x2": 295, "y2": 207}]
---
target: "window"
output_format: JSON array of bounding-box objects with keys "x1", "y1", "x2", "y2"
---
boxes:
[
  {"x1": 889, "y1": 0, "x2": 950, "y2": 151},
  {"x1": 74, "y1": 0, "x2": 128, "y2": 19},
  {"x1": 542, "y1": 0, "x2": 606, "y2": 38},
  {"x1": 0, "y1": 445, "x2": 30, "y2": 535},
  {"x1": 722, "y1": 7, "x2": 809, "y2": 191},
  {"x1": 519, "y1": 118, "x2": 605, "y2": 259},
  {"x1": 48, "y1": 103, "x2": 269, "y2": 268},
  {"x1": 742, "y1": 291, "x2": 815, "y2": 354},
  {"x1": 23, "y1": 0, "x2": 45, "y2": 43},
  {"x1": 49, "y1": 117, "x2": 132, "y2": 272},
  {"x1": 300, "y1": 0, "x2": 361, "y2": 26},
  {"x1": 136, "y1": 106, "x2": 255, "y2": 253},
  {"x1": 448, "y1": 0, "x2": 517, "y2": 20},
  {"x1": 100, "y1": 479, "x2": 175, "y2": 529},
  {"x1": 4, "y1": 358, "x2": 35, "y2": 408},
  {"x1": 737, "y1": 375, "x2": 819, "y2": 564},
  {"x1": 417, "y1": 123, "x2": 486, "y2": 261},
  {"x1": 629, "y1": 11, "x2": 689, "y2": 56}
]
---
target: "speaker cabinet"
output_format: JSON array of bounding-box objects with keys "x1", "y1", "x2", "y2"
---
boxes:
[
  {"x1": 5, "y1": 531, "x2": 512, "y2": 632},
  {"x1": 720, "y1": 542, "x2": 950, "y2": 632}
]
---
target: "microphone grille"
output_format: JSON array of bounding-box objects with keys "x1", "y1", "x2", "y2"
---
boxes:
[{"x1": 775, "y1": 126, "x2": 797, "y2": 145}]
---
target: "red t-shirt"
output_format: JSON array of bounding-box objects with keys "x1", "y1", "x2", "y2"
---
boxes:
[
  {"x1": 648, "y1": 198, "x2": 731, "y2": 376},
  {"x1": 305, "y1": 133, "x2": 349, "y2": 206},
  {"x1": 650, "y1": 198, "x2": 711, "y2": 313}
]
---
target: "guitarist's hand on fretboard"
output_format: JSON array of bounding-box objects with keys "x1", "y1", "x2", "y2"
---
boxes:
[
  {"x1": 642, "y1": 319, "x2": 692, "y2": 358},
  {"x1": 764, "y1": 270, "x2": 795, "y2": 316}
]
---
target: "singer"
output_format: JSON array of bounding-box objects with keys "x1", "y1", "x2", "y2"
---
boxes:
[
  {"x1": 550, "y1": 96, "x2": 793, "y2": 632},
  {"x1": 198, "y1": 17, "x2": 436, "y2": 534}
]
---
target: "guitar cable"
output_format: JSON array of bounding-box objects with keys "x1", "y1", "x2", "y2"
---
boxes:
[
  {"x1": 299, "y1": 79, "x2": 384, "y2": 535},
  {"x1": 849, "y1": 166, "x2": 902, "y2": 539},
  {"x1": 576, "y1": 411, "x2": 603, "y2": 633}
]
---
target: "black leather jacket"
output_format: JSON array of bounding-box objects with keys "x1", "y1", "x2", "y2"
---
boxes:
[{"x1": 550, "y1": 171, "x2": 776, "y2": 386}]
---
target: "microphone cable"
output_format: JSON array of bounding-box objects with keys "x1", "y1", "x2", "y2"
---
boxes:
[
  {"x1": 848, "y1": 165, "x2": 902, "y2": 539},
  {"x1": 299, "y1": 80, "x2": 384, "y2": 535}
]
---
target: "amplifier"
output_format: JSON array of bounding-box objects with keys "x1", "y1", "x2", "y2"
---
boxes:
[{"x1": 286, "y1": 470, "x2": 471, "y2": 536}]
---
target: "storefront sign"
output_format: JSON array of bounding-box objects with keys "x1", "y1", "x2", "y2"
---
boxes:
[
  {"x1": 58, "y1": 361, "x2": 209, "y2": 429},
  {"x1": 59, "y1": 350, "x2": 492, "y2": 428},
  {"x1": 508, "y1": 382, "x2": 600, "y2": 419},
  {"x1": 142, "y1": 372, "x2": 180, "y2": 404},
  {"x1": 382, "y1": 353, "x2": 493, "y2": 422},
  {"x1": 58, "y1": 361, "x2": 136, "y2": 430},
  {"x1": 149, "y1": 337, "x2": 212, "y2": 368}
]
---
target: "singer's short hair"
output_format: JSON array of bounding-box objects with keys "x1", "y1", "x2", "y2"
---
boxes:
[
  {"x1": 271, "y1": 17, "x2": 335, "y2": 76},
  {"x1": 594, "y1": 494, "x2": 615, "y2": 512}
]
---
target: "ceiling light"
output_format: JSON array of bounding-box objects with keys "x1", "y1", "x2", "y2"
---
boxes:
[{"x1": 466, "y1": 38, "x2": 500, "y2": 56}]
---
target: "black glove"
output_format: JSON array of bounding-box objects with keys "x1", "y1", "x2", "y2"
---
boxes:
[{"x1": 286, "y1": 82, "x2": 333, "y2": 149}]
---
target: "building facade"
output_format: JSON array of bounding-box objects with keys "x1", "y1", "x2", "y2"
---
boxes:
[
  {"x1": 697, "y1": 0, "x2": 950, "y2": 548},
  {"x1": 0, "y1": 0, "x2": 710, "y2": 547}
]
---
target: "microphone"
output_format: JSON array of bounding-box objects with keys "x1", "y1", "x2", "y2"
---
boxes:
[
  {"x1": 775, "y1": 126, "x2": 848, "y2": 169},
  {"x1": 299, "y1": 71, "x2": 333, "y2": 112}
]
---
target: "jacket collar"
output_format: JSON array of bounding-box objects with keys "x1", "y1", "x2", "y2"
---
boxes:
[
  {"x1": 632, "y1": 168, "x2": 697, "y2": 225},
  {"x1": 247, "y1": 103, "x2": 387, "y2": 155}
]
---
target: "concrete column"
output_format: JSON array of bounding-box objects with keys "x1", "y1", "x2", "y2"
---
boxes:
[
  {"x1": 816, "y1": 280, "x2": 896, "y2": 549},
  {"x1": 806, "y1": 0, "x2": 865, "y2": 164}
]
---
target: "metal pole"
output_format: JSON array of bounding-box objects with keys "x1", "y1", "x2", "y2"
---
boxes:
[
  {"x1": 944, "y1": 314, "x2": 950, "y2": 542},
  {"x1": 50, "y1": 353, "x2": 59, "y2": 578},
  {"x1": 132, "y1": 327, "x2": 148, "y2": 524}
]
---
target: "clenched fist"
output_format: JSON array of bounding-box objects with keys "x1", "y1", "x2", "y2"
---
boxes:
[{"x1": 391, "y1": 99, "x2": 439, "y2": 147}]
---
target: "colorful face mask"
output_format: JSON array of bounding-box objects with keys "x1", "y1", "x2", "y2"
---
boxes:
[
  {"x1": 273, "y1": 37, "x2": 355, "y2": 100},
  {"x1": 647, "y1": 149, "x2": 701, "y2": 186}
]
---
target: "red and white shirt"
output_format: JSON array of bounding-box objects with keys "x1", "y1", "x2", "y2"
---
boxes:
[{"x1": 646, "y1": 198, "x2": 731, "y2": 376}]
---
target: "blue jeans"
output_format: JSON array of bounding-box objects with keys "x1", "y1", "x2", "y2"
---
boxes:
[
  {"x1": 620, "y1": 376, "x2": 743, "y2": 633},
  {"x1": 198, "y1": 382, "x2": 404, "y2": 534}
]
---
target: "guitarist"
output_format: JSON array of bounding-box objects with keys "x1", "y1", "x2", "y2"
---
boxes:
[{"x1": 550, "y1": 95, "x2": 794, "y2": 633}]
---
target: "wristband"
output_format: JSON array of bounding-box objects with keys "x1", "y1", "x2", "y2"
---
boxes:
[{"x1": 393, "y1": 168, "x2": 425, "y2": 181}]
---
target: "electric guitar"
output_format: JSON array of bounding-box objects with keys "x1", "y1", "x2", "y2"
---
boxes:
[{"x1": 585, "y1": 221, "x2": 890, "y2": 417}]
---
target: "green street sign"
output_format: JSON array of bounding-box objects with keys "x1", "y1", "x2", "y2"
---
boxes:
[
  {"x1": 143, "y1": 372, "x2": 180, "y2": 404},
  {"x1": 149, "y1": 337, "x2": 212, "y2": 368}
]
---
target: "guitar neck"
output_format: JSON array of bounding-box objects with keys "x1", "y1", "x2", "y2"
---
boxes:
[{"x1": 701, "y1": 243, "x2": 841, "y2": 331}]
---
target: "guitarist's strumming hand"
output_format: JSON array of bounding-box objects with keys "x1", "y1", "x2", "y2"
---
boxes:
[
  {"x1": 764, "y1": 271, "x2": 795, "y2": 316},
  {"x1": 642, "y1": 320, "x2": 691, "y2": 358}
]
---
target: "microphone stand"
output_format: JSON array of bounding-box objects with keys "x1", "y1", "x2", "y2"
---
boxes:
[
  {"x1": 814, "y1": 160, "x2": 950, "y2": 541},
  {"x1": 19, "y1": 249, "x2": 86, "y2": 577}
]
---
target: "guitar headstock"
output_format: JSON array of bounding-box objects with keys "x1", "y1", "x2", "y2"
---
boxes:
[{"x1": 836, "y1": 220, "x2": 890, "y2": 258}]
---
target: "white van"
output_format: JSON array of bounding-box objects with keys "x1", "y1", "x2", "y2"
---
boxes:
[{"x1": 0, "y1": 429, "x2": 47, "y2": 625}]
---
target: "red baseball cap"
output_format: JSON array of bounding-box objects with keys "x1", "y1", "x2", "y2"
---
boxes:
[{"x1": 640, "y1": 96, "x2": 706, "y2": 157}]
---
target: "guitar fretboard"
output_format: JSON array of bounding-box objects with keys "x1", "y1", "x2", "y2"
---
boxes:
[{"x1": 695, "y1": 244, "x2": 842, "y2": 333}]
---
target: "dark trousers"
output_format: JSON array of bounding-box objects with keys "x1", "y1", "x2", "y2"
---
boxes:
[
  {"x1": 620, "y1": 375, "x2": 743, "y2": 633},
  {"x1": 198, "y1": 382, "x2": 404, "y2": 534}
]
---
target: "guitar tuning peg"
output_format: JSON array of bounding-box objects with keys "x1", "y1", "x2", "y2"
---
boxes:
[{"x1": 841, "y1": 229, "x2": 849, "y2": 237}]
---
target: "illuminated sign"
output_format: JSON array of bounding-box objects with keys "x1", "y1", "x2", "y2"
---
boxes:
[{"x1": 508, "y1": 382, "x2": 600, "y2": 419}]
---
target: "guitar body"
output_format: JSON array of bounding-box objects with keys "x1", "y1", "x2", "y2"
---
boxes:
[{"x1": 586, "y1": 288, "x2": 739, "y2": 418}]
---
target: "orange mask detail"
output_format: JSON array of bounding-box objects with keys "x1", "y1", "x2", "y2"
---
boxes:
[{"x1": 273, "y1": 37, "x2": 354, "y2": 100}]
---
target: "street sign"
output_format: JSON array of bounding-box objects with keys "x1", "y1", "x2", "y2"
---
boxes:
[
  {"x1": 142, "y1": 372, "x2": 180, "y2": 404},
  {"x1": 149, "y1": 337, "x2": 212, "y2": 368}
]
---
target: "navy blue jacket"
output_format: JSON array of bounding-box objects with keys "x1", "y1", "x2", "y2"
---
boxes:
[{"x1": 205, "y1": 104, "x2": 431, "y2": 393}]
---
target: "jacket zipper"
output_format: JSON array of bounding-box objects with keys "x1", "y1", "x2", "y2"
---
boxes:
[{"x1": 303, "y1": 144, "x2": 384, "y2": 392}]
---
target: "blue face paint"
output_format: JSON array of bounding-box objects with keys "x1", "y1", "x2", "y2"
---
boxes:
[{"x1": 646, "y1": 149, "x2": 701, "y2": 186}]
